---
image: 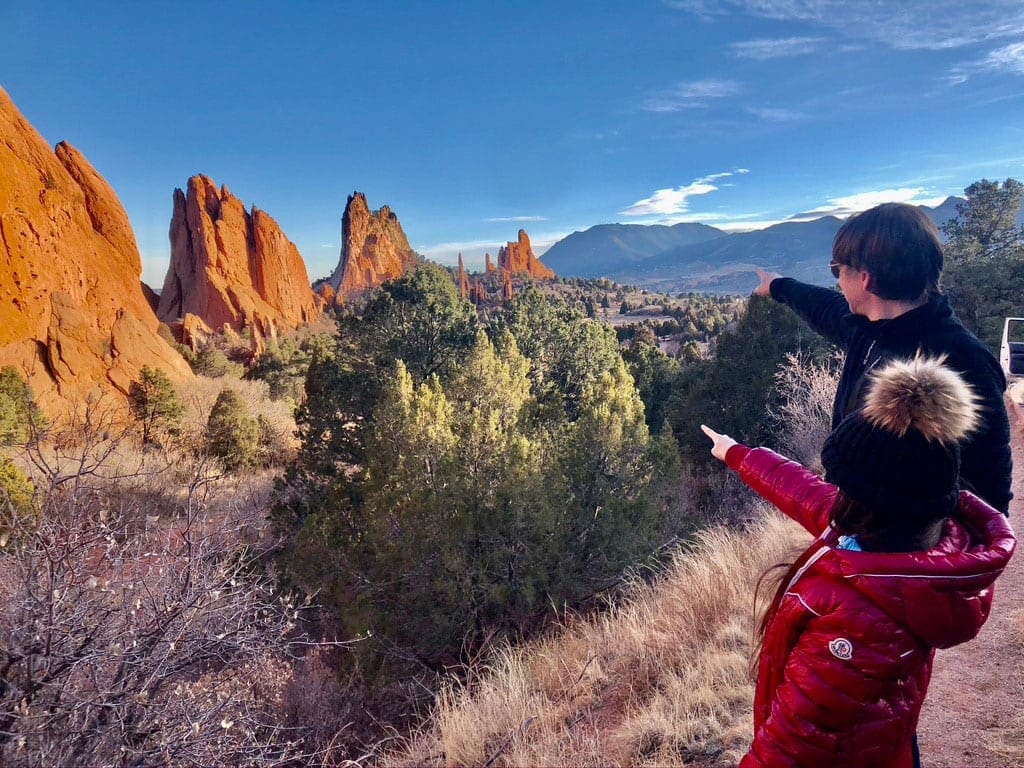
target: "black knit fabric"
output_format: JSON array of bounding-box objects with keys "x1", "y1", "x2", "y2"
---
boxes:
[
  {"x1": 770, "y1": 279, "x2": 1012, "y2": 514},
  {"x1": 822, "y1": 411, "x2": 961, "y2": 522}
]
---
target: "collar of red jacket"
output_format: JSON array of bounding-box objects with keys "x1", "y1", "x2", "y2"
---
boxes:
[{"x1": 808, "y1": 492, "x2": 1016, "y2": 648}]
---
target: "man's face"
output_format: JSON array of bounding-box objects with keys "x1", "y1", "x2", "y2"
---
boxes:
[{"x1": 835, "y1": 263, "x2": 872, "y2": 315}]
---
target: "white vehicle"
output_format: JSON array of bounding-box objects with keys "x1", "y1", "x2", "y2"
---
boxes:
[{"x1": 1000, "y1": 317, "x2": 1024, "y2": 380}]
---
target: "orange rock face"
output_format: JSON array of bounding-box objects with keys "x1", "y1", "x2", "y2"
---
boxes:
[
  {"x1": 484, "y1": 253, "x2": 496, "y2": 274},
  {"x1": 497, "y1": 229, "x2": 555, "y2": 280},
  {"x1": 457, "y1": 253, "x2": 470, "y2": 299},
  {"x1": 0, "y1": 87, "x2": 192, "y2": 414},
  {"x1": 157, "y1": 176, "x2": 322, "y2": 342},
  {"x1": 322, "y1": 192, "x2": 419, "y2": 301}
]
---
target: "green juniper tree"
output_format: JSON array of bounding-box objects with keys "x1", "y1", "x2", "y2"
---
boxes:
[{"x1": 128, "y1": 366, "x2": 184, "y2": 446}]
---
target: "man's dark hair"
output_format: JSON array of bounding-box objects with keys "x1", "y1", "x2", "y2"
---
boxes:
[{"x1": 832, "y1": 203, "x2": 943, "y2": 301}]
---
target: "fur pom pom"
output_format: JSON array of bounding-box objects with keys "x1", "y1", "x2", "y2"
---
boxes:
[{"x1": 862, "y1": 354, "x2": 980, "y2": 444}]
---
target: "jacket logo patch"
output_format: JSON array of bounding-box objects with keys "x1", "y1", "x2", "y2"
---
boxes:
[{"x1": 829, "y1": 637, "x2": 853, "y2": 660}]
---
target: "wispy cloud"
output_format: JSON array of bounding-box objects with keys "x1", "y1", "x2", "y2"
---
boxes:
[
  {"x1": 730, "y1": 36, "x2": 824, "y2": 60},
  {"x1": 791, "y1": 187, "x2": 950, "y2": 220},
  {"x1": 985, "y1": 41, "x2": 1024, "y2": 74},
  {"x1": 746, "y1": 106, "x2": 807, "y2": 122},
  {"x1": 951, "y1": 40, "x2": 1024, "y2": 83},
  {"x1": 620, "y1": 170, "x2": 748, "y2": 217},
  {"x1": 641, "y1": 79, "x2": 742, "y2": 112},
  {"x1": 483, "y1": 215, "x2": 548, "y2": 223},
  {"x1": 667, "y1": 1, "x2": 1024, "y2": 51}
]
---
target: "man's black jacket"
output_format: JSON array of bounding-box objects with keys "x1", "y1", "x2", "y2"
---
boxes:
[{"x1": 770, "y1": 277, "x2": 1013, "y2": 514}]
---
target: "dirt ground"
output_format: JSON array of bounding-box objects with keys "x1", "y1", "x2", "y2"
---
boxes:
[{"x1": 916, "y1": 397, "x2": 1024, "y2": 767}]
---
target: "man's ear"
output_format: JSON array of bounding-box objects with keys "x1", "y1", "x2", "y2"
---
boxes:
[{"x1": 861, "y1": 270, "x2": 875, "y2": 294}]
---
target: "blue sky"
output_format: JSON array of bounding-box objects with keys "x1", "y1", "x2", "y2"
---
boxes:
[{"x1": 3, "y1": 1, "x2": 1024, "y2": 283}]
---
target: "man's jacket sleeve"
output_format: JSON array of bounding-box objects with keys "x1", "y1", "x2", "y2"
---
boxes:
[
  {"x1": 726, "y1": 445, "x2": 837, "y2": 537},
  {"x1": 769, "y1": 277, "x2": 852, "y2": 348}
]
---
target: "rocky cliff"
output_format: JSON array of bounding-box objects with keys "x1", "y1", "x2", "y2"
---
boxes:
[
  {"x1": 322, "y1": 192, "x2": 419, "y2": 301},
  {"x1": 157, "y1": 175, "x2": 322, "y2": 346},
  {"x1": 497, "y1": 229, "x2": 555, "y2": 280},
  {"x1": 0, "y1": 87, "x2": 192, "y2": 414}
]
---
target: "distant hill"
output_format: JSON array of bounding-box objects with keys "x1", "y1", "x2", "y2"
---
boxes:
[
  {"x1": 541, "y1": 221, "x2": 725, "y2": 277},
  {"x1": 544, "y1": 198, "x2": 970, "y2": 293}
]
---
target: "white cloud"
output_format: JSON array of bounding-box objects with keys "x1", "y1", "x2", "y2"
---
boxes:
[
  {"x1": 730, "y1": 36, "x2": 823, "y2": 60},
  {"x1": 983, "y1": 41, "x2": 1024, "y2": 75},
  {"x1": 641, "y1": 79, "x2": 742, "y2": 112},
  {"x1": 746, "y1": 106, "x2": 807, "y2": 122},
  {"x1": 483, "y1": 215, "x2": 548, "y2": 223},
  {"x1": 667, "y1": 1, "x2": 1024, "y2": 51},
  {"x1": 620, "y1": 181, "x2": 715, "y2": 216},
  {"x1": 948, "y1": 40, "x2": 1024, "y2": 84},
  {"x1": 794, "y1": 187, "x2": 950, "y2": 219},
  {"x1": 620, "y1": 170, "x2": 751, "y2": 217}
]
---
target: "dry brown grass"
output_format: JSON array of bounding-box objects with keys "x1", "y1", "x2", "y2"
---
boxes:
[
  {"x1": 986, "y1": 609, "x2": 1024, "y2": 764},
  {"x1": 384, "y1": 506, "x2": 809, "y2": 768}
]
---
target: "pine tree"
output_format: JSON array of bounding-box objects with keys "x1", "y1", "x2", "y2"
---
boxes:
[{"x1": 128, "y1": 366, "x2": 185, "y2": 446}]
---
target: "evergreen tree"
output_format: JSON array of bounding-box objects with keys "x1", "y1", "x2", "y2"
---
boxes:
[
  {"x1": 942, "y1": 178, "x2": 1024, "y2": 350},
  {"x1": 205, "y1": 388, "x2": 260, "y2": 470},
  {"x1": 0, "y1": 367, "x2": 45, "y2": 446},
  {"x1": 128, "y1": 366, "x2": 184, "y2": 446}
]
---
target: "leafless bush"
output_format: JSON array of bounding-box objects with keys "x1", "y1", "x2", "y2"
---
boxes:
[
  {"x1": 768, "y1": 352, "x2": 841, "y2": 472},
  {"x1": 0, "y1": 407, "x2": 348, "y2": 767}
]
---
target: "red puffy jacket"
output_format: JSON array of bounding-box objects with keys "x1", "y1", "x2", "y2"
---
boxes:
[{"x1": 726, "y1": 445, "x2": 1016, "y2": 768}]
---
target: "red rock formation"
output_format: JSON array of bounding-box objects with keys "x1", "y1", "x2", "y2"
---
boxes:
[
  {"x1": 158, "y1": 176, "x2": 322, "y2": 339},
  {"x1": 141, "y1": 282, "x2": 160, "y2": 314},
  {"x1": 497, "y1": 230, "x2": 555, "y2": 280},
  {"x1": 317, "y1": 282, "x2": 336, "y2": 307},
  {"x1": 322, "y1": 192, "x2": 419, "y2": 301},
  {"x1": 485, "y1": 253, "x2": 496, "y2": 274},
  {"x1": 0, "y1": 87, "x2": 192, "y2": 413},
  {"x1": 457, "y1": 253, "x2": 470, "y2": 299},
  {"x1": 502, "y1": 269, "x2": 515, "y2": 302}
]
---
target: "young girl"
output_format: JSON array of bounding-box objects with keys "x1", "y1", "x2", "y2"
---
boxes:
[{"x1": 701, "y1": 355, "x2": 1016, "y2": 768}]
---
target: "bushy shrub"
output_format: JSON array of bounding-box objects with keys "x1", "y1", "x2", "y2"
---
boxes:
[
  {"x1": 193, "y1": 343, "x2": 244, "y2": 378},
  {"x1": 282, "y1": 273, "x2": 681, "y2": 679},
  {"x1": 128, "y1": 365, "x2": 185, "y2": 446},
  {"x1": 206, "y1": 388, "x2": 260, "y2": 470},
  {"x1": 0, "y1": 366, "x2": 46, "y2": 445},
  {"x1": 0, "y1": 457, "x2": 35, "y2": 536}
]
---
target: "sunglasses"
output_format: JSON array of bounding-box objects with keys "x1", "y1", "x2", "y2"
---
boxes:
[{"x1": 829, "y1": 261, "x2": 843, "y2": 279}]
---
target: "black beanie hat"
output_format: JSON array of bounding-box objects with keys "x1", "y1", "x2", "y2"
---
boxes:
[{"x1": 822, "y1": 355, "x2": 980, "y2": 522}]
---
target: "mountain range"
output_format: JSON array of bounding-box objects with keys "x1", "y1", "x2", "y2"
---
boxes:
[{"x1": 542, "y1": 198, "x2": 967, "y2": 293}]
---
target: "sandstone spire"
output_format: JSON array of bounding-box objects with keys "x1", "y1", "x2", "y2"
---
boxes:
[
  {"x1": 0, "y1": 87, "x2": 192, "y2": 412},
  {"x1": 157, "y1": 175, "x2": 322, "y2": 347},
  {"x1": 484, "y1": 253, "x2": 496, "y2": 274},
  {"x1": 497, "y1": 229, "x2": 555, "y2": 280},
  {"x1": 321, "y1": 192, "x2": 419, "y2": 301},
  {"x1": 457, "y1": 253, "x2": 470, "y2": 299}
]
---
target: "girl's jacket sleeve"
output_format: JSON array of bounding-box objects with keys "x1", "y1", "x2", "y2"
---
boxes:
[{"x1": 725, "y1": 445, "x2": 838, "y2": 537}]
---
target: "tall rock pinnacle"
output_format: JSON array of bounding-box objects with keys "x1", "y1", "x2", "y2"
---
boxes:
[
  {"x1": 0, "y1": 86, "x2": 192, "y2": 412},
  {"x1": 497, "y1": 229, "x2": 555, "y2": 280},
  {"x1": 321, "y1": 192, "x2": 419, "y2": 301},
  {"x1": 157, "y1": 175, "x2": 322, "y2": 344}
]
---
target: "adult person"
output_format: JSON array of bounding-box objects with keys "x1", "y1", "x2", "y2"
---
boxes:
[
  {"x1": 754, "y1": 202, "x2": 1012, "y2": 514},
  {"x1": 701, "y1": 355, "x2": 1016, "y2": 768}
]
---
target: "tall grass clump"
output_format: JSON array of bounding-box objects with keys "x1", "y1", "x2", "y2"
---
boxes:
[{"x1": 386, "y1": 509, "x2": 809, "y2": 767}]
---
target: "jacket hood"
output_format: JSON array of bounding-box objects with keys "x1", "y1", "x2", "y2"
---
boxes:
[{"x1": 831, "y1": 492, "x2": 1015, "y2": 648}]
